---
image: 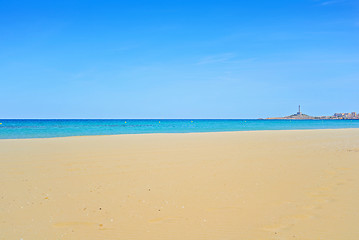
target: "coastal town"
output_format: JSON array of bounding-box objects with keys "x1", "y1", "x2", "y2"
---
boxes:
[{"x1": 267, "y1": 105, "x2": 359, "y2": 120}]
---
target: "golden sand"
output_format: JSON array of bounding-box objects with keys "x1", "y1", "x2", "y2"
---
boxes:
[{"x1": 0, "y1": 129, "x2": 359, "y2": 240}]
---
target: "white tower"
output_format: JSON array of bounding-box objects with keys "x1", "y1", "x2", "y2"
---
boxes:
[{"x1": 297, "y1": 105, "x2": 301, "y2": 115}]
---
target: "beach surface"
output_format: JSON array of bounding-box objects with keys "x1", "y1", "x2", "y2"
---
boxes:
[{"x1": 1, "y1": 129, "x2": 359, "y2": 240}]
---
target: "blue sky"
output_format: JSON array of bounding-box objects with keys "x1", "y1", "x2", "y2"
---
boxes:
[{"x1": 0, "y1": 0, "x2": 358, "y2": 118}]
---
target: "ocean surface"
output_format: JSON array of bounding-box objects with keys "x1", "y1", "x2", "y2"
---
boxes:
[{"x1": 1, "y1": 119, "x2": 359, "y2": 139}]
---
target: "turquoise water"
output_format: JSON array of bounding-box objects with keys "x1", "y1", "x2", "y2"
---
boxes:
[{"x1": 0, "y1": 119, "x2": 358, "y2": 139}]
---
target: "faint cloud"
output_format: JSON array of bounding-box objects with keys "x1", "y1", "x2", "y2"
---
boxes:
[
  {"x1": 71, "y1": 72, "x2": 88, "y2": 79},
  {"x1": 321, "y1": 1, "x2": 339, "y2": 5},
  {"x1": 196, "y1": 53, "x2": 236, "y2": 65},
  {"x1": 108, "y1": 44, "x2": 140, "y2": 53},
  {"x1": 196, "y1": 54, "x2": 257, "y2": 66},
  {"x1": 319, "y1": 0, "x2": 346, "y2": 5},
  {"x1": 70, "y1": 69, "x2": 96, "y2": 80}
]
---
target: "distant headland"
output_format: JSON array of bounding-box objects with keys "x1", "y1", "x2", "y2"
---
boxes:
[{"x1": 266, "y1": 105, "x2": 359, "y2": 120}]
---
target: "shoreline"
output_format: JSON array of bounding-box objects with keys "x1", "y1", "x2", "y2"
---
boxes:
[{"x1": 1, "y1": 127, "x2": 359, "y2": 141}]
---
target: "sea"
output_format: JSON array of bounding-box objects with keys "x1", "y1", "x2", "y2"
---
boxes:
[{"x1": 0, "y1": 119, "x2": 359, "y2": 139}]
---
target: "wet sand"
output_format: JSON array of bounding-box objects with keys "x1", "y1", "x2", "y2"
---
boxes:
[{"x1": 0, "y1": 129, "x2": 359, "y2": 240}]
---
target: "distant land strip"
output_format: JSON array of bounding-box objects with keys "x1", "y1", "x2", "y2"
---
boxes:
[{"x1": 266, "y1": 111, "x2": 359, "y2": 120}]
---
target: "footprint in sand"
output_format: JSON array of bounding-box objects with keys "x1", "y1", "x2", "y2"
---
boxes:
[
  {"x1": 263, "y1": 167, "x2": 343, "y2": 234},
  {"x1": 148, "y1": 217, "x2": 182, "y2": 223},
  {"x1": 346, "y1": 148, "x2": 359, "y2": 152},
  {"x1": 206, "y1": 206, "x2": 241, "y2": 212},
  {"x1": 289, "y1": 213, "x2": 313, "y2": 220},
  {"x1": 53, "y1": 222, "x2": 97, "y2": 227},
  {"x1": 262, "y1": 221, "x2": 293, "y2": 233}
]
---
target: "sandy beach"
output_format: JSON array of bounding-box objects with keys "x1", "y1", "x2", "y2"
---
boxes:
[{"x1": 0, "y1": 129, "x2": 359, "y2": 240}]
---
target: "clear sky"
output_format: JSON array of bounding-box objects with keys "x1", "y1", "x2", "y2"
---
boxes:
[{"x1": 0, "y1": 0, "x2": 358, "y2": 119}]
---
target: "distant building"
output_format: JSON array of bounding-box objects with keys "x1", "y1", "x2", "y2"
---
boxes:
[{"x1": 333, "y1": 112, "x2": 358, "y2": 119}]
